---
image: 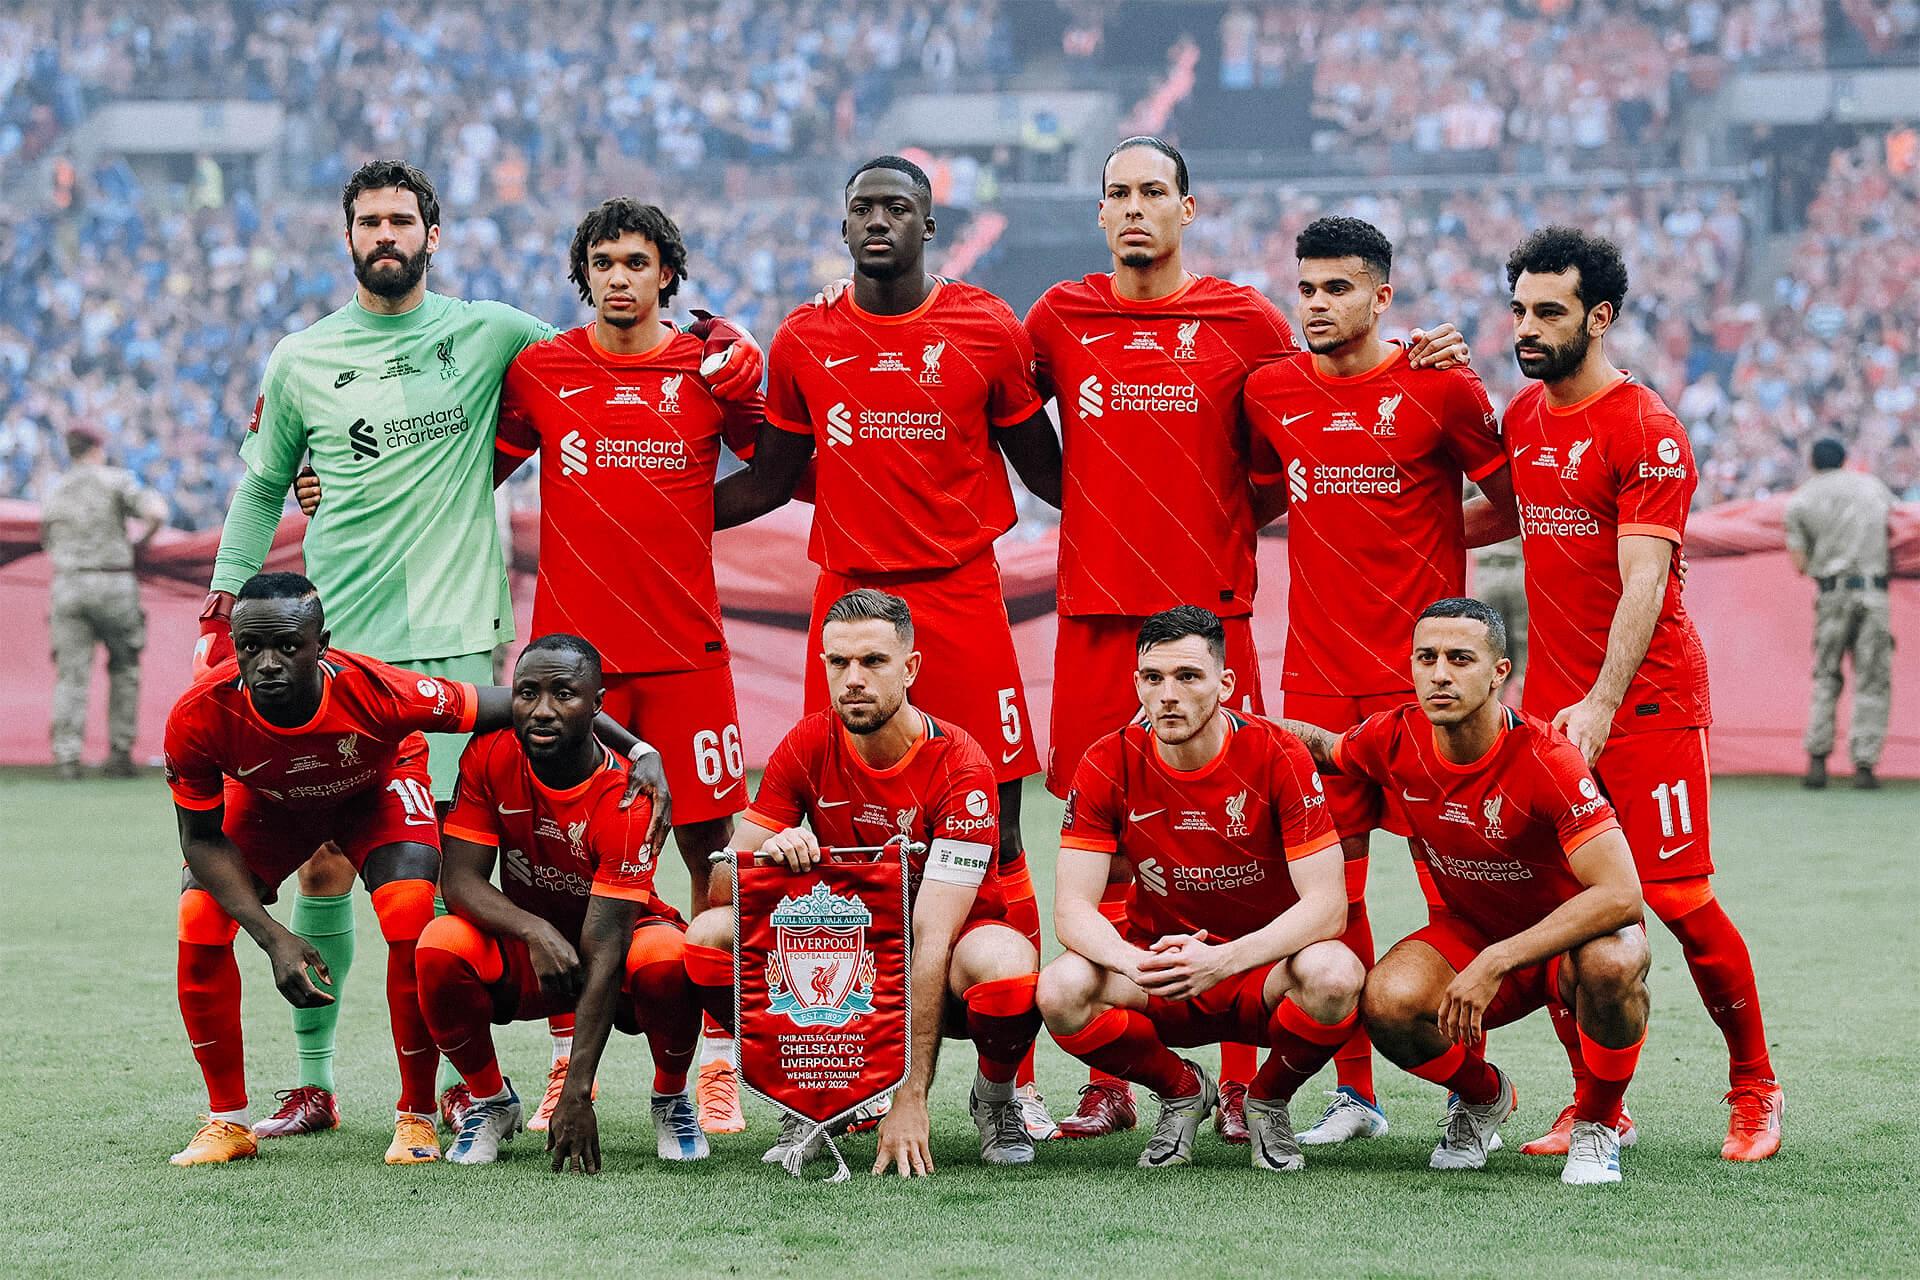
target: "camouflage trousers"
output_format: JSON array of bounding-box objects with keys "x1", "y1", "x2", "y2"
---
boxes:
[
  {"x1": 1473, "y1": 556, "x2": 1529, "y2": 694},
  {"x1": 49, "y1": 571, "x2": 146, "y2": 764},
  {"x1": 1805, "y1": 586, "x2": 1893, "y2": 766}
]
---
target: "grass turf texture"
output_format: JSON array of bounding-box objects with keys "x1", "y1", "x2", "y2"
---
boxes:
[{"x1": 3, "y1": 770, "x2": 1916, "y2": 1278}]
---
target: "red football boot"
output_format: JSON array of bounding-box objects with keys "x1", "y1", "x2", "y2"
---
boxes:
[
  {"x1": 1215, "y1": 1080, "x2": 1250, "y2": 1145},
  {"x1": 1722, "y1": 1082, "x2": 1784, "y2": 1161},
  {"x1": 251, "y1": 1086, "x2": 341, "y2": 1138},
  {"x1": 1055, "y1": 1080, "x2": 1138, "y2": 1139}
]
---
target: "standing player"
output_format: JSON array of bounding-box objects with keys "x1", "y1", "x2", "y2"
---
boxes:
[
  {"x1": 1243, "y1": 216, "x2": 1517, "y2": 1145},
  {"x1": 714, "y1": 156, "x2": 1064, "y2": 1136},
  {"x1": 682, "y1": 590, "x2": 1045, "y2": 1175},
  {"x1": 421, "y1": 635, "x2": 704, "y2": 1168},
  {"x1": 1023, "y1": 136, "x2": 1469, "y2": 1139},
  {"x1": 163, "y1": 574, "x2": 652, "y2": 1165},
  {"x1": 491, "y1": 198, "x2": 761, "y2": 1133},
  {"x1": 194, "y1": 160, "x2": 676, "y2": 1138},
  {"x1": 1487, "y1": 227, "x2": 1782, "y2": 1160},
  {"x1": 1039, "y1": 606, "x2": 1359, "y2": 1173},
  {"x1": 1280, "y1": 598, "x2": 1651, "y2": 1185}
]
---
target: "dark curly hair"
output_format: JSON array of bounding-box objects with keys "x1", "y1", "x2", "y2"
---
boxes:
[
  {"x1": 568, "y1": 198, "x2": 689, "y2": 306},
  {"x1": 1505, "y1": 226, "x2": 1628, "y2": 318},
  {"x1": 1296, "y1": 215, "x2": 1393, "y2": 283},
  {"x1": 341, "y1": 159, "x2": 440, "y2": 232}
]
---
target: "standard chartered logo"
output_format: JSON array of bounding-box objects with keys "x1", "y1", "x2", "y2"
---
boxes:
[
  {"x1": 1287, "y1": 458, "x2": 1310, "y2": 504},
  {"x1": 1136, "y1": 856, "x2": 1168, "y2": 896},
  {"x1": 560, "y1": 430, "x2": 589, "y2": 477},
  {"x1": 826, "y1": 401, "x2": 854, "y2": 447},
  {"x1": 1078, "y1": 376, "x2": 1105, "y2": 418},
  {"x1": 560, "y1": 430, "x2": 690, "y2": 473}
]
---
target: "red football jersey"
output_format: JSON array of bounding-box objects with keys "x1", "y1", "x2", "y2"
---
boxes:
[
  {"x1": 443, "y1": 728, "x2": 668, "y2": 940},
  {"x1": 1059, "y1": 711, "x2": 1338, "y2": 943},
  {"x1": 165, "y1": 650, "x2": 476, "y2": 812},
  {"x1": 764, "y1": 280, "x2": 1042, "y2": 574},
  {"x1": 496, "y1": 324, "x2": 762, "y2": 674},
  {"x1": 1335, "y1": 702, "x2": 1620, "y2": 941},
  {"x1": 1024, "y1": 272, "x2": 1297, "y2": 618},
  {"x1": 744, "y1": 709, "x2": 1005, "y2": 920},
  {"x1": 1503, "y1": 376, "x2": 1711, "y2": 735},
  {"x1": 1246, "y1": 348, "x2": 1505, "y2": 696}
]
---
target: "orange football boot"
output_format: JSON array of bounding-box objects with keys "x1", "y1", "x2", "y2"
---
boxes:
[
  {"x1": 170, "y1": 1117, "x2": 260, "y2": 1166},
  {"x1": 385, "y1": 1113, "x2": 441, "y2": 1164},
  {"x1": 697, "y1": 1058, "x2": 746, "y2": 1134},
  {"x1": 527, "y1": 1058, "x2": 598, "y2": 1133},
  {"x1": 1519, "y1": 1103, "x2": 1638, "y2": 1156},
  {"x1": 1722, "y1": 1082, "x2": 1784, "y2": 1161}
]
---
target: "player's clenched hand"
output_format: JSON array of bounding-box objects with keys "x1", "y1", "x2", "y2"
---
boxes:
[
  {"x1": 1552, "y1": 697, "x2": 1613, "y2": 768},
  {"x1": 547, "y1": 1096, "x2": 601, "y2": 1174},
  {"x1": 264, "y1": 927, "x2": 333, "y2": 1009},
  {"x1": 525, "y1": 920, "x2": 584, "y2": 1003},
  {"x1": 294, "y1": 465, "x2": 322, "y2": 517},
  {"x1": 621, "y1": 751, "x2": 673, "y2": 856},
  {"x1": 1137, "y1": 931, "x2": 1232, "y2": 1000},
  {"x1": 760, "y1": 827, "x2": 823, "y2": 872},
  {"x1": 812, "y1": 276, "x2": 853, "y2": 307},
  {"x1": 1438, "y1": 953, "x2": 1503, "y2": 1046},
  {"x1": 872, "y1": 1095, "x2": 933, "y2": 1177},
  {"x1": 688, "y1": 310, "x2": 764, "y2": 401},
  {"x1": 1405, "y1": 323, "x2": 1472, "y2": 370}
]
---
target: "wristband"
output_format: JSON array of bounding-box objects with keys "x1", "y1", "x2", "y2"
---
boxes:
[{"x1": 629, "y1": 740, "x2": 659, "y2": 762}]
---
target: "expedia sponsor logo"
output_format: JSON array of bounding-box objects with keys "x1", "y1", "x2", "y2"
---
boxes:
[
  {"x1": 1639, "y1": 437, "x2": 1687, "y2": 480},
  {"x1": 1520, "y1": 501, "x2": 1602, "y2": 538},
  {"x1": 1289, "y1": 462, "x2": 1403, "y2": 498},
  {"x1": 1171, "y1": 861, "x2": 1268, "y2": 893},
  {"x1": 943, "y1": 814, "x2": 995, "y2": 837},
  {"x1": 1571, "y1": 796, "x2": 1609, "y2": 820},
  {"x1": 560, "y1": 429, "x2": 692, "y2": 473},
  {"x1": 822, "y1": 401, "x2": 946, "y2": 446}
]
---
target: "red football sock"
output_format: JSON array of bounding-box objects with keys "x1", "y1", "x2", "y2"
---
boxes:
[
  {"x1": 682, "y1": 942, "x2": 736, "y2": 1035},
  {"x1": 415, "y1": 918, "x2": 505, "y2": 1100},
  {"x1": 1219, "y1": 1041, "x2": 1258, "y2": 1084},
  {"x1": 1406, "y1": 1041, "x2": 1500, "y2": 1105},
  {"x1": 177, "y1": 890, "x2": 246, "y2": 1113},
  {"x1": 1055, "y1": 1008, "x2": 1196, "y2": 1098},
  {"x1": 1649, "y1": 885, "x2": 1774, "y2": 1085},
  {"x1": 1546, "y1": 997, "x2": 1591, "y2": 1091},
  {"x1": 548, "y1": 1012, "x2": 575, "y2": 1042},
  {"x1": 372, "y1": 879, "x2": 439, "y2": 1113},
  {"x1": 1086, "y1": 884, "x2": 1132, "y2": 1090},
  {"x1": 1000, "y1": 855, "x2": 1043, "y2": 1089},
  {"x1": 626, "y1": 925, "x2": 700, "y2": 1095},
  {"x1": 1573, "y1": 1026, "x2": 1644, "y2": 1128},
  {"x1": 965, "y1": 975, "x2": 1042, "y2": 1084},
  {"x1": 1251, "y1": 999, "x2": 1358, "y2": 1103},
  {"x1": 1333, "y1": 863, "x2": 1378, "y2": 1102}
]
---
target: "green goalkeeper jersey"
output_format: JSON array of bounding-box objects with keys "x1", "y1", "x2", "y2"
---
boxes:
[{"x1": 213, "y1": 292, "x2": 553, "y2": 661}]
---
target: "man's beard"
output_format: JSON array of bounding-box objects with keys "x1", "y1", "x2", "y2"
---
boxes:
[
  {"x1": 1515, "y1": 327, "x2": 1590, "y2": 382},
  {"x1": 1119, "y1": 250, "x2": 1155, "y2": 270},
  {"x1": 853, "y1": 254, "x2": 912, "y2": 282},
  {"x1": 352, "y1": 244, "x2": 431, "y2": 298},
  {"x1": 839, "y1": 693, "x2": 901, "y2": 734}
]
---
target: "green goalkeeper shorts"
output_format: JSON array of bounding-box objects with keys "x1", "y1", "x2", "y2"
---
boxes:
[{"x1": 407, "y1": 651, "x2": 496, "y2": 801}]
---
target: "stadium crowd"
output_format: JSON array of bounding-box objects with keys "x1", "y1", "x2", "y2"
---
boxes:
[{"x1": 0, "y1": 1, "x2": 1914, "y2": 526}]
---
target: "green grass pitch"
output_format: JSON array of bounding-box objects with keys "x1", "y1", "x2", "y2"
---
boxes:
[{"x1": 3, "y1": 771, "x2": 1916, "y2": 1277}]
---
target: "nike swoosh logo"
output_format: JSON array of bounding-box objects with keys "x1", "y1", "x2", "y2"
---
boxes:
[
  {"x1": 1511, "y1": 444, "x2": 1532, "y2": 458},
  {"x1": 498, "y1": 804, "x2": 530, "y2": 815},
  {"x1": 400, "y1": 1044, "x2": 434, "y2": 1056},
  {"x1": 1656, "y1": 840, "x2": 1694, "y2": 861},
  {"x1": 1401, "y1": 790, "x2": 1429, "y2": 803},
  {"x1": 558, "y1": 386, "x2": 590, "y2": 399},
  {"x1": 1001, "y1": 747, "x2": 1024, "y2": 765},
  {"x1": 1078, "y1": 332, "x2": 1114, "y2": 345},
  {"x1": 1281, "y1": 412, "x2": 1312, "y2": 426},
  {"x1": 712, "y1": 781, "x2": 741, "y2": 801},
  {"x1": 818, "y1": 799, "x2": 850, "y2": 808},
  {"x1": 1127, "y1": 808, "x2": 1165, "y2": 822},
  {"x1": 401, "y1": 815, "x2": 436, "y2": 826},
  {"x1": 190, "y1": 1039, "x2": 218, "y2": 1049},
  {"x1": 823, "y1": 355, "x2": 858, "y2": 369},
  {"x1": 236, "y1": 761, "x2": 269, "y2": 777}
]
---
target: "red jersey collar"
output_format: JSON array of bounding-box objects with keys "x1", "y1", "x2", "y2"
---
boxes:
[
  {"x1": 529, "y1": 744, "x2": 617, "y2": 803},
  {"x1": 1307, "y1": 344, "x2": 1405, "y2": 385},
  {"x1": 845, "y1": 279, "x2": 945, "y2": 327},
  {"x1": 1543, "y1": 371, "x2": 1632, "y2": 416},
  {"x1": 1428, "y1": 704, "x2": 1520, "y2": 774},
  {"x1": 840, "y1": 708, "x2": 934, "y2": 778},
  {"x1": 583, "y1": 322, "x2": 679, "y2": 365},
  {"x1": 244, "y1": 661, "x2": 337, "y2": 736},
  {"x1": 1151, "y1": 708, "x2": 1239, "y2": 780},
  {"x1": 1099, "y1": 271, "x2": 1198, "y2": 311}
]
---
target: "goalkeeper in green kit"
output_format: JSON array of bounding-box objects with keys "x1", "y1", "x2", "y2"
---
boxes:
[{"x1": 194, "y1": 160, "x2": 763, "y2": 1143}]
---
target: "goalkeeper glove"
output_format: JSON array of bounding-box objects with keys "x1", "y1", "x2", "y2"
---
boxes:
[
  {"x1": 193, "y1": 590, "x2": 235, "y2": 678},
  {"x1": 688, "y1": 310, "x2": 764, "y2": 400}
]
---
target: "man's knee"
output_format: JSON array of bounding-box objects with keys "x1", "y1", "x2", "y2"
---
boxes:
[
  {"x1": 951, "y1": 923, "x2": 1037, "y2": 991},
  {"x1": 1361, "y1": 948, "x2": 1443, "y2": 1034},
  {"x1": 297, "y1": 844, "x2": 358, "y2": 896},
  {"x1": 1283, "y1": 939, "x2": 1365, "y2": 1019},
  {"x1": 1569, "y1": 930, "x2": 1650, "y2": 1006},
  {"x1": 1036, "y1": 952, "x2": 1106, "y2": 1032},
  {"x1": 685, "y1": 905, "x2": 735, "y2": 952}
]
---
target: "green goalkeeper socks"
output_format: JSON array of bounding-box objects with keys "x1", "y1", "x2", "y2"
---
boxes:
[{"x1": 289, "y1": 892, "x2": 356, "y2": 1093}]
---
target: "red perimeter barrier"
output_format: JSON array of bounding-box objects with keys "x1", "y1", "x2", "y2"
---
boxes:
[{"x1": 3, "y1": 496, "x2": 1914, "y2": 776}]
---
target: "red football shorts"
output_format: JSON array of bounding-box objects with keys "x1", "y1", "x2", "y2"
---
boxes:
[
  {"x1": 1048, "y1": 613, "x2": 1265, "y2": 798},
  {"x1": 1281, "y1": 689, "x2": 1413, "y2": 840},
  {"x1": 1140, "y1": 962, "x2": 1279, "y2": 1048},
  {"x1": 473, "y1": 915, "x2": 688, "y2": 1024},
  {"x1": 602, "y1": 665, "x2": 747, "y2": 826},
  {"x1": 1592, "y1": 726, "x2": 1716, "y2": 881},
  {"x1": 1405, "y1": 912, "x2": 1566, "y2": 1031},
  {"x1": 219, "y1": 734, "x2": 440, "y2": 888},
  {"x1": 804, "y1": 550, "x2": 1039, "y2": 783}
]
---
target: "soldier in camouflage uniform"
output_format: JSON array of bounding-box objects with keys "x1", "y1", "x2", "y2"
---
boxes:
[
  {"x1": 40, "y1": 425, "x2": 167, "y2": 778},
  {"x1": 1472, "y1": 538, "x2": 1527, "y2": 699},
  {"x1": 1785, "y1": 438, "x2": 1895, "y2": 790}
]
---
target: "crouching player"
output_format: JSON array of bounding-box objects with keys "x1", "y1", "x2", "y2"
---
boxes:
[
  {"x1": 165, "y1": 575, "x2": 654, "y2": 1166},
  {"x1": 683, "y1": 589, "x2": 1044, "y2": 1175},
  {"x1": 420, "y1": 634, "x2": 704, "y2": 1170},
  {"x1": 1038, "y1": 606, "x2": 1360, "y2": 1172},
  {"x1": 1281, "y1": 598, "x2": 1649, "y2": 1185}
]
